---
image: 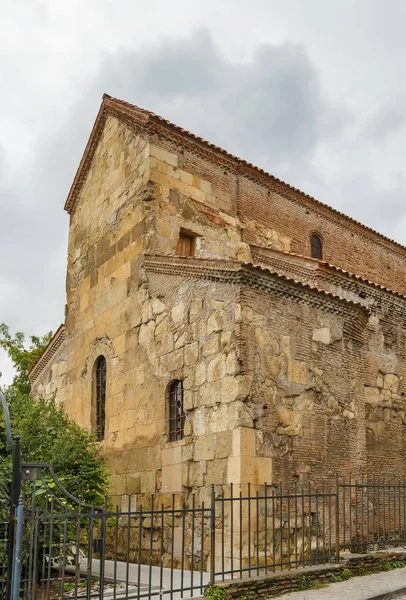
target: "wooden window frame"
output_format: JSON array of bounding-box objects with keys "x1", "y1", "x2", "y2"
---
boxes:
[
  {"x1": 95, "y1": 356, "x2": 107, "y2": 441},
  {"x1": 176, "y1": 232, "x2": 196, "y2": 257},
  {"x1": 168, "y1": 380, "x2": 185, "y2": 442}
]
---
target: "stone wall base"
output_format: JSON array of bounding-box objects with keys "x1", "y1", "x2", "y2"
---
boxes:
[{"x1": 202, "y1": 551, "x2": 406, "y2": 599}]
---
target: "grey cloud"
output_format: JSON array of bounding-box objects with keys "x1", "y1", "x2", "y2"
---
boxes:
[
  {"x1": 363, "y1": 103, "x2": 406, "y2": 141},
  {"x1": 96, "y1": 31, "x2": 323, "y2": 169},
  {"x1": 1, "y1": 28, "x2": 326, "y2": 343}
]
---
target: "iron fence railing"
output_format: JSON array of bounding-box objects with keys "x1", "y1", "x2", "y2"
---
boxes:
[{"x1": 17, "y1": 475, "x2": 406, "y2": 600}]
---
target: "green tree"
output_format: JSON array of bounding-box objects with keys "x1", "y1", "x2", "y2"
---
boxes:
[
  {"x1": 0, "y1": 323, "x2": 52, "y2": 395},
  {"x1": 0, "y1": 325, "x2": 109, "y2": 506}
]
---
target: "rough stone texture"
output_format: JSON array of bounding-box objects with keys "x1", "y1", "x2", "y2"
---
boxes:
[{"x1": 29, "y1": 97, "x2": 406, "y2": 510}]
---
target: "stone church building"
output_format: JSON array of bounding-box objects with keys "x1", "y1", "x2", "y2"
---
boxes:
[{"x1": 29, "y1": 94, "x2": 406, "y2": 506}]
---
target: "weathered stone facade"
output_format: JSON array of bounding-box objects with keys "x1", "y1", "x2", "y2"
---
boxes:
[{"x1": 29, "y1": 94, "x2": 406, "y2": 507}]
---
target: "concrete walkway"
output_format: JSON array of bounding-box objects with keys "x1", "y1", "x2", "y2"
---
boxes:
[
  {"x1": 67, "y1": 558, "x2": 210, "y2": 599},
  {"x1": 277, "y1": 568, "x2": 406, "y2": 600}
]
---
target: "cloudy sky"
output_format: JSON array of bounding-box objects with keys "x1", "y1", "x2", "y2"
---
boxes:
[{"x1": 1, "y1": 0, "x2": 406, "y2": 385}]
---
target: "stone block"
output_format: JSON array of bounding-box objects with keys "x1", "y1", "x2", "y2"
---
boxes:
[
  {"x1": 195, "y1": 362, "x2": 206, "y2": 386},
  {"x1": 150, "y1": 144, "x2": 178, "y2": 167},
  {"x1": 254, "y1": 457, "x2": 273, "y2": 485},
  {"x1": 215, "y1": 431, "x2": 232, "y2": 459},
  {"x1": 277, "y1": 407, "x2": 302, "y2": 436},
  {"x1": 126, "y1": 472, "x2": 141, "y2": 494},
  {"x1": 139, "y1": 321, "x2": 155, "y2": 344},
  {"x1": 161, "y1": 464, "x2": 182, "y2": 493},
  {"x1": 226, "y1": 352, "x2": 240, "y2": 375},
  {"x1": 221, "y1": 330, "x2": 237, "y2": 352},
  {"x1": 155, "y1": 316, "x2": 170, "y2": 337},
  {"x1": 167, "y1": 349, "x2": 184, "y2": 371},
  {"x1": 364, "y1": 386, "x2": 380, "y2": 405},
  {"x1": 383, "y1": 373, "x2": 399, "y2": 393},
  {"x1": 189, "y1": 298, "x2": 203, "y2": 322},
  {"x1": 205, "y1": 459, "x2": 227, "y2": 485},
  {"x1": 312, "y1": 327, "x2": 331, "y2": 344},
  {"x1": 207, "y1": 312, "x2": 224, "y2": 334},
  {"x1": 232, "y1": 428, "x2": 256, "y2": 458},
  {"x1": 188, "y1": 461, "x2": 205, "y2": 487},
  {"x1": 152, "y1": 298, "x2": 166, "y2": 315},
  {"x1": 194, "y1": 434, "x2": 214, "y2": 461},
  {"x1": 185, "y1": 342, "x2": 198, "y2": 366},
  {"x1": 221, "y1": 375, "x2": 251, "y2": 404},
  {"x1": 265, "y1": 354, "x2": 283, "y2": 379},
  {"x1": 199, "y1": 380, "x2": 222, "y2": 407},
  {"x1": 207, "y1": 354, "x2": 227, "y2": 382},
  {"x1": 287, "y1": 359, "x2": 307, "y2": 385},
  {"x1": 255, "y1": 328, "x2": 279, "y2": 352},
  {"x1": 171, "y1": 302, "x2": 185, "y2": 324},
  {"x1": 202, "y1": 334, "x2": 220, "y2": 357},
  {"x1": 140, "y1": 470, "x2": 156, "y2": 493}
]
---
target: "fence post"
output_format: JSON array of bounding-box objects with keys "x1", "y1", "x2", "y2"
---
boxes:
[
  {"x1": 210, "y1": 484, "x2": 216, "y2": 585},
  {"x1": 335, "y1": 475, "x2": 340, "y2": 563},
  {"x1": 10, "y1": 497, "x2": 23, "y2": 600}
]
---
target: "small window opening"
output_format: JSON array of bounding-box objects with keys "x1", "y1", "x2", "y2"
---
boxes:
[
  {"x1": 310, "y1": 233, "x2": 323, "y2": 260},
  {"x1": 168, "y1": 380, "x2": 185, "y2": 442},
  {"x1": 176, "y1": 232, "x2": 195, "y2": 257},
  {"x1": 95, "y1": 356, "x2": 107, "y2": 441}
]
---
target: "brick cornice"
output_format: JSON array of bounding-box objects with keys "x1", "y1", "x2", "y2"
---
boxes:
[
  {"x1": 64, "y1": 95, "x2": 406, "y2": 261},
  {"x1": 144, "y1": 255, "x2": 369, "y2": 319},
  {"x1": 28, "y1": 324, "x2": 66, "y2": 384},
  {"x1": 251, "y1": 246, "x2": 406, "y2": 303}
]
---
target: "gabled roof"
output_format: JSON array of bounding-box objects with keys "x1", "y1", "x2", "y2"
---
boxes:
[
  {"x1": 27, "y1": 324, "x2": 66, "y2": 384},
  {"x1": 65, "y1": 94, "x2": 406, "y2": 258}
]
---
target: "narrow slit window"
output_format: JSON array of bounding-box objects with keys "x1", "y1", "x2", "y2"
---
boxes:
[
  {"x1": 168, "y1": 380, "x2": 185, "y2": 442},
  {"x1": 310, "y1": 233, "x2": 323, "y2": 260},
  {"x1": 176, "y1": 233, "x2": 195, "y2": 257},
  {"x1": 95, "y1": 356, "x2": 107, "y2": 441}
]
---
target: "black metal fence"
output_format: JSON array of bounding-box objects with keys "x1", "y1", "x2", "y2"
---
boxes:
[{"x1": 17, "y1": 476, "x2": 406, "y2": 600}]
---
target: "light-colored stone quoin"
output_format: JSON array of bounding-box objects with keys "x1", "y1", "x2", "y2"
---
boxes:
[{"x1": 28, "y1": 94, "x2": 406, "y2": 505}]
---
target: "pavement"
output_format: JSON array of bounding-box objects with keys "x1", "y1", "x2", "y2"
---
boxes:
[
  {"x1": 66, "y1": 557, "x2": 210, "y2": 599},
  {"x1": 277, "y1": 567, "x2": 406, "y2": 600}
]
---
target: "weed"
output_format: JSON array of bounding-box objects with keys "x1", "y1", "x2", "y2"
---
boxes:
[
  {"x1": 392, "y1": 560, "x2": 405, "y2": 569},
  {"x1": 205, "y1": 586, "x2": 228, "y2": 600},
  {"x1": 357, "y1": 563, "x2": 367, "y2": 575},
  {"x1": 341, "y1": 568, "x2": 351, "y2": 580},
  {"x1": 379, "y1": 560, "x2": 393, "y2": 572},
  {"x1": 295, "y1": 574, "x2": 314, "y2": 591}
]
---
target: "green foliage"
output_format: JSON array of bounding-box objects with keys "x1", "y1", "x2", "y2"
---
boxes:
[
  {"x1": 391, "y1": 560, "x2": 405, "y2": 569},
  {"x1": 331, "y1": 568, "x2": 351, "y2": 583},
  {"x1": 0, "y1": 323, "x2": 52, "y2": 395},
  {"x1": 0, "y1": 323, "x2": 109, "y2": 506},
  {"x1": 357, "y1": 562, "x2": 367, "y2": 575},
  {"x1": 0, "y1": 388, "x2": 109, "y2": 506},
  {"x1": 295, "y1": 574, "x2": 314, "y2": 591},
  {"x1": 205, "y1": 586, "x2": 228, "y2": 600},
  {"x1": 378, "y1": 560, "x2": 392, "y2": 572}
]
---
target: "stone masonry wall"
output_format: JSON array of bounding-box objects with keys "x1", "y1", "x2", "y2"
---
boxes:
[
  {"x1": 31, "y1": 109, "x2": 406, "y2": 505},
  {"x1": 149, "y1": 127, "x2": 406, "y2": 294}
]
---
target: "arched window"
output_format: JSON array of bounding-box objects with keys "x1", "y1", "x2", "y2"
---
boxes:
[
  {"x1": 168, "y1": 380, "x2": 185, "y2": 442},
  {"x1": 95, "y1": 356, "x2": 107, "y2": 441},
  {"x1": 310, "y1": 233, "x2": 323, "y2": 260}
]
